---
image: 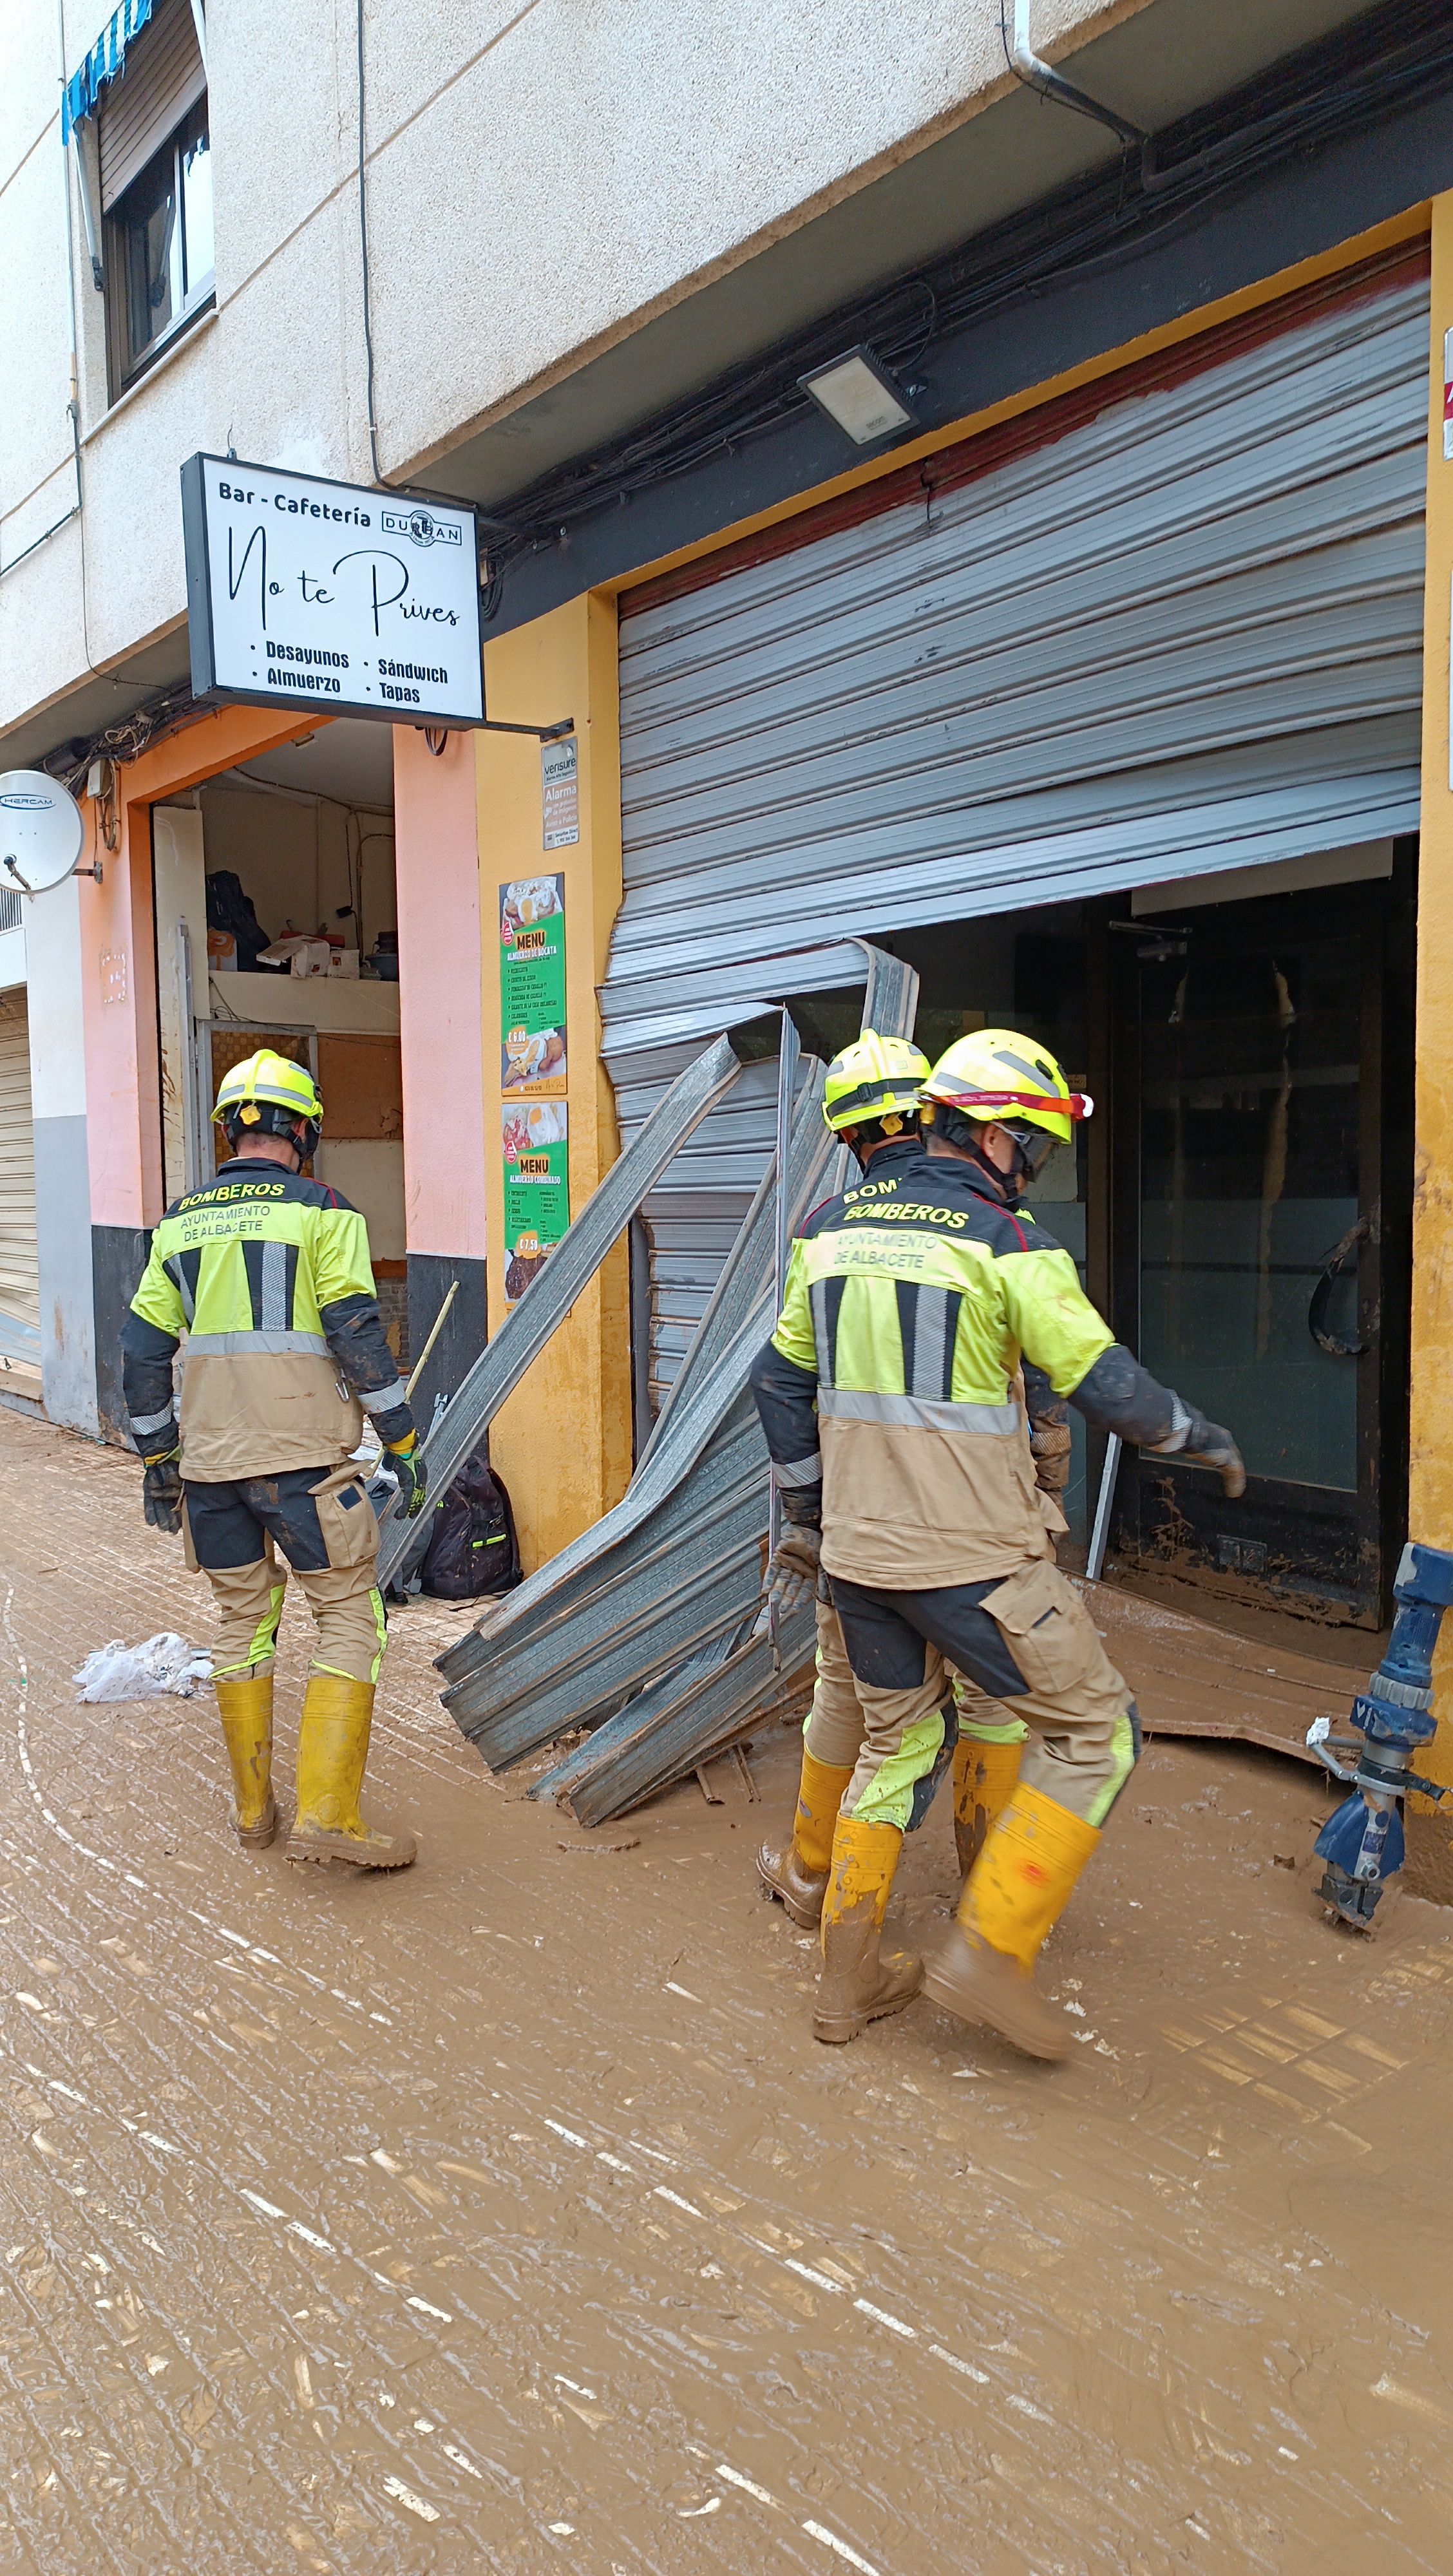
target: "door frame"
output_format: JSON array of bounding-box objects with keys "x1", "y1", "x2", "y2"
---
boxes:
[{"x1": 1096, "y1": 846, "x2": 1416, "y2": 1630}]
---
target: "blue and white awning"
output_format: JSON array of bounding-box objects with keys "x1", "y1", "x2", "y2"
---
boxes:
[{"x1": 61, "y1": 0, "x2": 156, "y2": 143}]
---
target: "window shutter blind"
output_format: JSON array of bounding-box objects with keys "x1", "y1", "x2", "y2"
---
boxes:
[
  {"x1": 0, "y1": 998, "x2": 39, "y2": 1357},
  {"x1": 98, "y1": 0, "x2": 204, "y2": 212}
]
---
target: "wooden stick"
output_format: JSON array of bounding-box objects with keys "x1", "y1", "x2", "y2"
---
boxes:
[{"x1": 404, "y1": 1278, "x2": 459, "y2": 1401}]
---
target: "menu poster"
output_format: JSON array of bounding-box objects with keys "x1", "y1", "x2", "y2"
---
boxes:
[
  {"x1": 499, "y1": 873, "x2": 567, "y2": 1097},
  {"x1": 502, "y1": 1101, "x2": 569, "y2": 1305}
]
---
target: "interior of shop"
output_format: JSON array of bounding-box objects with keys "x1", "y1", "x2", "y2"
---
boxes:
[
  {"x1": 781, "y1": 838, "x2": 1415, "y2": 1634},
  {"x1": 150, "y1": 717, "x2": 410, "y2": 1364}
]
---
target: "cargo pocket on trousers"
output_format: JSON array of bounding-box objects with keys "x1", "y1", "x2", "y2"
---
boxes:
[
  {"x1": 310, "y1": 1474, "x2": 381, "y2": 1573},
  {"x1": 979, "y1": 1558, "x2": 1096, "y2": 1697}
]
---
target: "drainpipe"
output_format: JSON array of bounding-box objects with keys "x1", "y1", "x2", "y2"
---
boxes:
[
  {"x1": 1004, "y1": 0, "x2": 1148, "y2": 156},
  {"x1": 1003, "y1": 0, "x2": 1235, "y2": 196}
]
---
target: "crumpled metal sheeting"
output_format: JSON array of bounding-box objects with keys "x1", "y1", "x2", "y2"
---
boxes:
[
  {"x1": 435, "y1": 1073, "x2": 832, "y2": 1706},
  {"x1": 441, "y1": 1395, "x2": 774, "y2": 1763},
  {"x1": 377, "y1": 1032, "x2": 741, "y2": 1589},
  {"x1": 525, "y1": 1632, "x2": 739, "y2": 1803},
  {"x1": 434, "y1": 1309, "x2": 766, "y2": 1697},
  {"x1": 542, "y1": 1606, "x2": 818, "y2": 1828},
  {"x1": 436, "y1": 942, "x2": 920, "y2": 1811}
]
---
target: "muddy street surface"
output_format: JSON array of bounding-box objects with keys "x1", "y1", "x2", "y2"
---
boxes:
[{"x1": 3, "y1": 1408, "x2": 1453, "y2": 2573}]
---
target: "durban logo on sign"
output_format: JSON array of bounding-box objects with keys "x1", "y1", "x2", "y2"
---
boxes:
[{"x1": 380, "y1": 508, "x2": 462, "y2": 551}]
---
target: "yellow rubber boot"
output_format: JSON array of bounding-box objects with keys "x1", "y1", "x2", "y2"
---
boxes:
[
  {"x1": 214, "y1": 1673, "x2": 277, "y2": 1850},
  {"x1": 813, "y1": 1813, "x2": 922, "y2": 2044},
  {"x1": 952, "y1": 1728, "x2": 1024, "y2": 1883},
  {"x1": 286, "y1": 1674, "x2": 417, "y2": 1871},
  {"x1": 924, "y1": 1785, "x2": 1098, "y2": 2060},
  {"x1": 757, "y1": 1749, "x2": 855, "y2": 1929}
]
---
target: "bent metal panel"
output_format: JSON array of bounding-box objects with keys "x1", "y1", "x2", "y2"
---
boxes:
[{"x1": 180, "y1": 452, "x2": 484, "y2": 728}]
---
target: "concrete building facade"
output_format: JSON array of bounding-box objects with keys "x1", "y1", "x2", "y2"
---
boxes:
[{"x1": 9, "y1": 0, "x2": 1453, "y2": 1882}]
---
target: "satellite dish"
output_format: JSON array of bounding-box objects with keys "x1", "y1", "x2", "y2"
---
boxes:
[{"x1": 0, "y1": 770, "x2": 86, "y2": 896}]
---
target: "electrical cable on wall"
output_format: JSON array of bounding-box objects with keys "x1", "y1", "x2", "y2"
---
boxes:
[
  {"x1": 356, "y1": 0, "x2": 385, "y2": 484},
  {"x1": 466, "y1": 0, "x2": 1453, "y2": 611}
]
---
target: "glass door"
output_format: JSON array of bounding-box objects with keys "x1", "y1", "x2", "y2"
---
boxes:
[{"x1": 1110, "y1": 873, "x2": 1410, "y2": 1626}]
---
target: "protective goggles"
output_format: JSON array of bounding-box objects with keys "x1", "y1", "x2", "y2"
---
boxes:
[{"x1": 1001, "y1": 1119, "x2": 1067, "y2": 1179}]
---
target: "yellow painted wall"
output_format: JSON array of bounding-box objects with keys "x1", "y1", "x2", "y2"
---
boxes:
[
  {"x1": 476, "y1": 592, "x2": 632, "y2": 1571},
  {"x1": 1407, "y1": 192, "x2": 1453, "y2": 1898}
]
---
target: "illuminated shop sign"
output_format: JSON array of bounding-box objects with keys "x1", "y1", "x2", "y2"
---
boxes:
[{"x1": 180, "y1": 453, "x2": 484, "y2": 727}]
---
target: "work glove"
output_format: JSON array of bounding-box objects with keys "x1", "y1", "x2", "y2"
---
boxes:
[
  {"x1": 1150, "y1": 1395, "x2": 1246, "y2": 1499},
  {"x1": 385, "y1": 1434, "x2": 429, "y2": 1519},
  {"x1": 763, "y1": 1523, "x2": 822, "y2": 1616},
  {"x1": 1030, "y1": 1417, "x2": 1072, "y2": 1496},
  {"x1": 141, "y1": 1451, "x2": 183, "y2": 1535},
  {"x1": 1182, "y1": 1412, "x2": 1246, "y2": 1500}
]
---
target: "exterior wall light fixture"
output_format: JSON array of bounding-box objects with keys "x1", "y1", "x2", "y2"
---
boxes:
[{"x1": 797, "y1": 346, "x2": 918, "y2": 446}]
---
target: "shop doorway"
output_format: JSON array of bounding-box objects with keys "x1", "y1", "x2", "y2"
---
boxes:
[
  {"x1": 1108, "y1": 858, "x2": 1414, "y2": 1627},
  {"x1": 150, "y1": 719, "x2": 410, "y2": 1368}
]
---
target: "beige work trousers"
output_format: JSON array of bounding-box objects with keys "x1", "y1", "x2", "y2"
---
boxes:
[{"x1": 830, "y1": 1559, "x2": 1137, "y2": 1828}]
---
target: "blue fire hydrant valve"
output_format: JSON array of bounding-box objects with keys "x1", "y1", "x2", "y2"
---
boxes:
[{"x1": 1313, "y1": 1540, "x2": 1453, "y2": 1929}]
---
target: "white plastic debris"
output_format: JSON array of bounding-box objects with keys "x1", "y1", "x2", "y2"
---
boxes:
[
  {"x1": 73, "y1": 1634, "x2": 213, "y2": 1703},
  {"x1": 1306, "y1": 1713, "x2": 1331, "y2": 1747}
]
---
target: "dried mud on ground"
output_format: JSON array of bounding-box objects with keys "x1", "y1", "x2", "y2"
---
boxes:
[{"x1": 1, "y1": 1406, "x2": 1452, "y2": 2573}]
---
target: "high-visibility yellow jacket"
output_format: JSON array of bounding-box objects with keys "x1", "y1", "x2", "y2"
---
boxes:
[
  {"x1": 120, "y1": 1159, "x2": 414, "y2": 1482},
  {"x1": 750, "y1": 1138, "x2": 1174, "y2": 1589}
]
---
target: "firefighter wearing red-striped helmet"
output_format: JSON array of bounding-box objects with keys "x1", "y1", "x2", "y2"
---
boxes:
[{"x1": 750, "y1": 1023, "x2": 1246, "y2": 2067}]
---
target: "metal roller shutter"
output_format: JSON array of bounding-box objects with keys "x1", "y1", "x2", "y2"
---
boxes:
[
  {"x1": 99, "y1": 0, "x2": 205, "y2": 211},
  {"x1": 0, "y1": 997, "x2": 39, "y2": 1373},
  {"x1": 611, "y1": 254, "x2": 1429, "y2": 1406}
]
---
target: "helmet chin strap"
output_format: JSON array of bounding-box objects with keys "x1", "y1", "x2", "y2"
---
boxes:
[{"x1": 931, "y1": 1103, "x2": 1025, "y2": 1192}]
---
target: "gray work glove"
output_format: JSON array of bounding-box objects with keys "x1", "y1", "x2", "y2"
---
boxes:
[
  {"x1": 142, "y1": 1453, "x2": 183, "y2": 1535},
  {"x1": 1150, "y1": 1396, "x2": 1246, "y2": 1500},
  {"x1": 763, "y1": 1524, "x2": 822, "y2": 1615}
]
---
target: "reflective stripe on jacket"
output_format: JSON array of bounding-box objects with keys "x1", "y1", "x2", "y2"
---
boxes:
[
  {"x1": 120, "y1": 1160, "x2": 413, "y2": 1481},
  {"x1": 751, "y1": 1140, "x2": 1112, "y2": 1588}
]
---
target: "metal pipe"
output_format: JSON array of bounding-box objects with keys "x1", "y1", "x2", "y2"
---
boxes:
[
  {"x1": 1005, "y1": 0, "x2": 1147, "y2": 155},
  {"x1": 1085, "y1": 1432, "x2": 1121, "y2": 1583}
]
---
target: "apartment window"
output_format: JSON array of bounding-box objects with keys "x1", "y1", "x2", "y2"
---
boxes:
[
  {"x1": 108, "y1": 102, "x2": 213, "y2": 387},
  {"x1": 97, "y1": 0, "x2": 212, "y2": 394}
]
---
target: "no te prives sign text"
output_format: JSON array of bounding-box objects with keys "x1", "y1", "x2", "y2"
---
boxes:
[{"x1": 218, "y1": 480, "x2": 461, "y2": 642}]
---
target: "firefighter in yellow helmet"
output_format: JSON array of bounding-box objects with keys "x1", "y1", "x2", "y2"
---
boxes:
[
  {"x1": 751, "y1": 1027, "x2": 1245, "y2": 2060},
  {"x1": 756, "y1": 1035, "x2": 955, "y2": 1940},
  {"x1": 756, "y1": 1030, "x2": 1051, "y2": 1942},
  {"x1": 120, "y1": 1050, "x2": 429, "y2": 1871}
]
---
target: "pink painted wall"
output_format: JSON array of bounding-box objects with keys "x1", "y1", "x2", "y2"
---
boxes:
[
  {"x1": 81, "y1": 789, "x2": 162, "y2": 1229},
  {"x1": 393, "y1": 726, "x2": 488, "y2": 1261}
]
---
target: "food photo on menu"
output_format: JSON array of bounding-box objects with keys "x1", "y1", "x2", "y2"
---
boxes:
[{"x1": 502, "y1": 1025, "x2": 565, "y2": 1088}]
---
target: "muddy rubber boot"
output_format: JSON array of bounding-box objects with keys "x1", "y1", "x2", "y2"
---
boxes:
[
  {"x1": 757, "y1": 1750, "x2": 855, "y2": 1929},
  {"x1": 214, "y1": 1672, "x2": 277, "y2": 1850},
  {"x1": 924, "y1": 1785, "x2": 1099, "y2": 2063},
  {"x1": 812, "y1": 1814, "x2": 922, "y2": 2044},
  {"x1": 951, "y1": 1728, "x2": 1024, "y2": 1884},
  {"x1": 286, "y1": 1674, "x2": 417, "y2": 1871}
]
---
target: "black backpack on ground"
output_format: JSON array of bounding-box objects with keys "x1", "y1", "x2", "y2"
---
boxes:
[{"x1": 419, "y1": 1450, "x2": 522, "y2": 1600}]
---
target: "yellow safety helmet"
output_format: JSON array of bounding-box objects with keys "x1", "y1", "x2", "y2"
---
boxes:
[
  {"x1": 213, "y1": 1048, "x2": 324, "y2": 1156},
  {"x1": 919, "y1": 1029, "x2": 1090, "y2": 1176},
  {"x1": 821, "y1": 1032, "x2": 931, "y2": 1135}
]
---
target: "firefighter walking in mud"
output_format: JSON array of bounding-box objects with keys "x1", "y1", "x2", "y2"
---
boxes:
[
  {"x1": 756, "y1": 1034, "x2": 1065, "y2": 1933},
  {"x1": 750, "y1": 1028, "x2": 1246, "y2": 2061},
  {"x1": 120, "y1": 1050, "x2": 429, "y2": 1869}
]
